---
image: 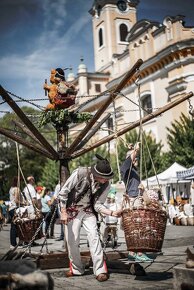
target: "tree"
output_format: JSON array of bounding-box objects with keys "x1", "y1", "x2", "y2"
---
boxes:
[
  {"x1": 0, "y1": 106, "x2": 56, "y2": 196},
  {"x1": 70, "y1": 146, "x2": 107, "y2": 172},
  {"x1": 39, "y1": 159, "x2": 59, "y2": 190},
  {"x1": 165, "y1": 113, "x2": 194, "y2": 167}
]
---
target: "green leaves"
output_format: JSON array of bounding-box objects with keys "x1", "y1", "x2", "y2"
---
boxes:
[
  {"x1": 166, "y1": 113, "x2": 194, "y2": 168},
  {"x1": 38, "y1": 109, "x2": 92, "y2": 128}
]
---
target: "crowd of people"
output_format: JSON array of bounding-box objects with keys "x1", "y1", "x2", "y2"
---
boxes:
[
  {"x1": 167, "y1": 198, "x2": 194, "y2": 225},
  {"x1": 3, "y1": 145, "x2": 194, "y2": 282}
]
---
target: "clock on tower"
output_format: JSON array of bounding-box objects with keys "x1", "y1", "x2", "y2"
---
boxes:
[{"x1": 117, "y1": 0, "x2": 127, "y2": 12}]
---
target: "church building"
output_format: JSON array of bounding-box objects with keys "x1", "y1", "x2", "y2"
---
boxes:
[{"x1": 67, "y1": 0, "x2": 194, "y2": 151}]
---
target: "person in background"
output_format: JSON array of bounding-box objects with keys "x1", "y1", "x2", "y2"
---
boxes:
[
  {"x1": 53, "y1": 182, "x2": 64, "y2": 242},
  {"x1": 101, "y1": 187, "x2": 119, "y2": 246},
  {"x1": 9, "y1": 176, "x2": 25, "y2": 248},
  {"x1": 23, "y1": 176, "x2": 42, "y2": 214},
  {"x1": 36, "y1": 186, "x2": 45, "y2": 198},
  {"x1": 168, "y1": 199, "x2": 180, "y2": 224},
  {"x1": 1, "y1": 202, "x2": 8, "y2": 223},
  {"x1": 120, "y1": 143, "x2": 153, "y2": 263},
  {"x1": 41, "y1": 188, "x2": 53, "y2": 238},
  {"x1": 190, "y1": 181, "x2": 194, "y2": 207},
  {"x1": 184, "y1": 199, "x2": 194, "y2": 217},
  {"x1": 59, "y1": 154, "x2": 122, "y2": 282}
]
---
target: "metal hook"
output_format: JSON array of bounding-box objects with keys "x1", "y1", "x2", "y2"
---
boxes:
[
  {"x1": 188, "y1": 99, "x2": 194, "y2": 119},
  {"x1": 135, "y1": 68, "x2": 141, "y2": 86}
]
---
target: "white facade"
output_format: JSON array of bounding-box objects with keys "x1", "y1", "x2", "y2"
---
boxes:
[{"x1": 69, "y1": 0, "x2": 194, "y2": 151}]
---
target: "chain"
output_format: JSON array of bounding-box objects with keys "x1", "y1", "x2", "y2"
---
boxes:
[
  {"x1": 188, "y1": 99, "x2": 194, "y2": 118},
  {"x1": 5, "y1": 90, "x2": 44, "y2": 110},
  {"x1": 39, "y1": 204, "x2": 59, "y2": 254},
  {"x1": 21, "y1": 217, "x2": 45, "y2": 258},
  {"x1": 21, "y1": 207, "x2": 58, "y2": 257}
]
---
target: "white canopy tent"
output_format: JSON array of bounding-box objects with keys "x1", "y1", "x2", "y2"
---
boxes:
[
  {"x1": 145, "y1": 162, "x2": 187, "y2": 186},
  {"x1": 143, "y1": 162, "x2": 190, "y2": 203}
]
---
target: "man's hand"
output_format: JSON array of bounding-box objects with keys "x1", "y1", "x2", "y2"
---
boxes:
[
  {"x1": 112, "y1": 209, "x2": 123, "y2": 217},
  {"x1": 60, "y1": 208, "x2": 68, "y2": 224}
]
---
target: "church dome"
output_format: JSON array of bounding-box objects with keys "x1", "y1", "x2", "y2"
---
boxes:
[
  {"x1": 78, "y1": 57, "x2": 87, "y2": 73},
  {"x1": 67, "y1": 70, "x2": 75, "y2": 81}
]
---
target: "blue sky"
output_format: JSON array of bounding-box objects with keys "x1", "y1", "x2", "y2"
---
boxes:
[{"x1": 0, "y1": 0, "x2": 194, "y2": 114}]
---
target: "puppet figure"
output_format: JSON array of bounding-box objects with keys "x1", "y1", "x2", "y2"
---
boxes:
[
  {"x1": 44, "y1": 69, "x2": 58, "y2": 110},
  {"x1": 43, "y1": 68, "x2": 77, "y2": 110}
]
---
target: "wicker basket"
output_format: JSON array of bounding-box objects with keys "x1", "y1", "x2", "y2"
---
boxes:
[
  {"x1": 16, "y1": 218, "x2": 43, "y2": 242},
  {"x1": 122, "y1": 207, "x2": 167, "y2": 252}
]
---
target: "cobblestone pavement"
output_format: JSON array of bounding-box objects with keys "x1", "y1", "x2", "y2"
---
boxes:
[
  {"x1": 0, "y1": 223, "x2": 194, "y2": 289},
  {"x1": 50, "y1": 237, "x2": 193, "y2": 290}
]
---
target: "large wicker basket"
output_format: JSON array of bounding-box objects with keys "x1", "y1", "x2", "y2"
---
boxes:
[
  {"x1": 16, "y1": 218, "x2": 43, "y2": 242},
  {"x1": 122, "y1": 207, "x2": 167, "y2": 252}
]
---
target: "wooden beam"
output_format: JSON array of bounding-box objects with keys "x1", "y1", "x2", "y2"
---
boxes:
[
  {"x1": 66, "y1": 59, "x2": 143, "y2": 156},
  {"x1": 0, "y1": 85, "x2": 58, "y2": 160},
  {"x1": 71, "y1": 91, "x2": 194, "y2": 158},
  {"x1": 30, "y1": 250, "x2": 128, "y2": 270},
  {"x1": 75, "y1": 113, "x2": 111, "y2": 151},
  {"x1": 13, "y1": 119, "x2": 42, "y2": 145},
  {"x1": 13, "y1": 119, "x2": 55, "y2": 158},
  {"x1": 0, "y1": 127, "x2": 55, "y2": 160}
]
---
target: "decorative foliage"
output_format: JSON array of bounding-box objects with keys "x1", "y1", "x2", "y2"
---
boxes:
[{"x1": 38, "y1": 109, "x2": 92, "y2": 128}]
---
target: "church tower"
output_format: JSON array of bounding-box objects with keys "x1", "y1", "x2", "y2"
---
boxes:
[{"x1": 89, "y1": 0, "x2": 139, "y2": 72}]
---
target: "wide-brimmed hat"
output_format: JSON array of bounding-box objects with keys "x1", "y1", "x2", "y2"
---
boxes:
[
  {"x1": 91, "y1": 154, "x2": 114, "y2": 180},
  {"x1": 55, "y1": 68, "x2": 65, "y2": 80}
]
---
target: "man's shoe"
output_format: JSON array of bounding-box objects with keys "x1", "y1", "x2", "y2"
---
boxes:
[
  {"x1": 135, "y1": 253, "x2": 153, "y2": 263},
  {"x1": 65, "y1": 270, "x2": 82, "y2": 278},
  {"x1": 128, "y1": 252, "x2": 137, "y2": 261},
  {"x1": 96, "y1": 273, "x2": 109, "y2": 282},
  {"x1": 65, "y1": 270, "x2": 74, "y2": 278}
]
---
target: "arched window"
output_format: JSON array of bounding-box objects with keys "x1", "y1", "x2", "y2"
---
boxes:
[
  {"x1": 141, "y1": 94, "x2": 152, "y2": 117},
  {"x1": 119, "y1": 23, "x2": 128, "y2": 42},
  {"x1": 99, "y1": 28, "x2": 103, "y2": 47}
]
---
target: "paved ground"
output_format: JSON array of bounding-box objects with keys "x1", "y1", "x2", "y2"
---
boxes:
[{"x1": 0, "y1": 223, "x2": 194, "y2": 289}]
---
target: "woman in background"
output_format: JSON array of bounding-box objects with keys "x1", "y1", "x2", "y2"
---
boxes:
[{"x1": 9, "y1": 176, "x2": 25, "y2": 248}]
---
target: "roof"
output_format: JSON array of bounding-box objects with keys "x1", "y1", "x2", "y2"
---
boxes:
[
  {"x1": 177, "y1": 166, "x2": 194, "y2": 180},
  {"x1": 126, "y1": 19, "x2": 161, "y2": 43},
  {"x1": 145, "y1": 162, "x2": 187, "y2": 185},
  {"x1": 89, "y1": 0, "x2": 139, "y2": 16}
]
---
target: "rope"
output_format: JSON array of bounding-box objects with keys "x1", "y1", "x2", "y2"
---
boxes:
[
  {"x1": 16, "y1": 142, "x2": 22, "y2": 212},
  {"x1": 112, "y1": 100, "x2": 122, "y2": 182},
  {"x1": 15, "y1": 142, "x2": 37, "y2": 212},
  {"x1": 135, "y1": 71, "x2": 143, "y2": 181},
  {"x1": 142, "y1": 131, "x2": 160, "y2": 188}
]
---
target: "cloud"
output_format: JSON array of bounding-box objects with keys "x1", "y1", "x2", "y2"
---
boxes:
[
  {"x1": 0, "y1": 0, "x2": 91, "y2": 94},
  {"x1": 42, "y1": 0, "x2": 68, "y2": 32}
]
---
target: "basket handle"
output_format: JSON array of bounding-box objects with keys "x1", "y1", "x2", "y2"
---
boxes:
[
  {"x1": 122, "y1": 194, "x2": 143, "y2": 209},
  {"x1": 122, "y1": 194, "x2": 130, "y2": 209}
]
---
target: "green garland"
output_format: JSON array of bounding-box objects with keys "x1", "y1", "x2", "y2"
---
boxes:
[{"x1": 38, "y1": 109, "x2": 92, "y2": 128}]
